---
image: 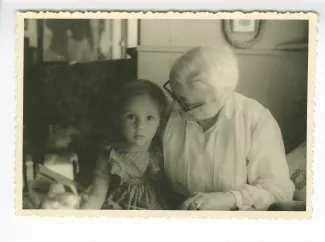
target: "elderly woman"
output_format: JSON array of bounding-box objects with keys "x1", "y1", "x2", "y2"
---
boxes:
[{"x1": 162, "y1": 45, "x2": 295, "y2": 211}]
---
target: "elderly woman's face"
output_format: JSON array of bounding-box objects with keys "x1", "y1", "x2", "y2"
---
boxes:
[{"x1": 170, "y1": 78, "x2": 217, "y2": 111}]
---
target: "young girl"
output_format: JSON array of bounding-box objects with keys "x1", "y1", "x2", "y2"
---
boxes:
[{"x1": 79, "y1": 79, "x2": 171, "y2": 210}]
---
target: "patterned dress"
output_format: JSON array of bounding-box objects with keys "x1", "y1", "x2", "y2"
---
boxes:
[{"x1": 94, "y1": 143, "x2": 171, "y2": 210}]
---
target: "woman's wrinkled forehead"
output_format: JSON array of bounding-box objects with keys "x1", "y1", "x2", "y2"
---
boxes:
[
  {"x1": 169, "y1": 45, "x2": 238, "y2": 89},
  {"x1": 170, "y1": 77, "x2": 212, "y2": 96}
]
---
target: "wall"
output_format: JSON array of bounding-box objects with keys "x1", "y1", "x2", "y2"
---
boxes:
[
  {"x1": 140, "y1": 19, "x2": 308, "y2": 49},
  {"x1": 137, "y1": 19, "x2": 308, "y2": 153}
]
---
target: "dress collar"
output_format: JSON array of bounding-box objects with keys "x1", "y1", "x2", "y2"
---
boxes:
[
  {"x1": 107, "y1": 142, "x2": 150, "y2": 153},
  {"x1": 222, "y1": 94, "x2": 235, "y2": 120}
]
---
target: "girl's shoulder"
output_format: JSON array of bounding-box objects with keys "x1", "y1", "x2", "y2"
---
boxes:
[
  {"x1": 98, "y1": 143, "x2": 114, "y2": 157},
  {"x1": 93, "y1": 144, "x2": 118, "y2": 180},
  {"x1": 97, "y1": 142, "x2": 122, "y2": 165},
  {"x1": 96, "y1": 143, "x2": 128, "y2": 179},
  {"x1": 98, "y1": 141, "x2": 113, "y2": 151}
]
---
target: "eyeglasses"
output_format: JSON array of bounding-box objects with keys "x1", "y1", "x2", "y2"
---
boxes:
[
  {"x1": 163, "y1": 80, "x2": 204, "y2": 112},
  {"x1": 163, "y1": 80, "x2": 189, "y2": 111}
]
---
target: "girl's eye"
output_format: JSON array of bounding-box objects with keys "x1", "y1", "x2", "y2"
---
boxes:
[
  {"x1": 147, "y1": 116, "x2": 156, "y2": 121},
  {"x1": 126, "y1": 114, "x2": 136, "y2": 120}
]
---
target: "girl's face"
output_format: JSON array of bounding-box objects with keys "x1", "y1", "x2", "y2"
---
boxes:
[{"x1": 119, "y1": 94, "x2": 160, "y2": 147}]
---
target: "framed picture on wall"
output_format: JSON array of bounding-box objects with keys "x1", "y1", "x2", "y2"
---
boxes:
[
  {"x1": 42, "y1": 19, "x2": 104, "y2": 63},
  {"x1": 232, "y1": 19, "x2": 256, "y2": 32},
  {"x1": 23, "y1": 19, "x2": 139, "y2": 64},
  {"x1": 40, "y1": 19, "x2": 138, "y2": 64}
]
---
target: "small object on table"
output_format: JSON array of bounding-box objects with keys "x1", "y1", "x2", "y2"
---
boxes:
[
  {"x1": 41, "y1": 191, "x2": 81, "y2": 209},
  {"x1": 37, "y1": 164, "x2": 84, "y2": 194},
  {"x1": 26, "y1": 155, "x2": 34, "y2": 182},
  {"x1": 25, "y1": 162, "x2": 84, "y2": 209},
  {"x1": 40, "y1": 183, "x2": 81, "y2": 209},
  {"x1": 47, "y1": 183, "x2": 66, "y2": 198},
  {"x1": 43, "y1": 151, "x2": 79, "y2": 181}
]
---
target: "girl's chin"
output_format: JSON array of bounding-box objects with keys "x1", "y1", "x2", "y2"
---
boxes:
[
  {"x1": 133, "y1": 140, "x2": 149, "y2": 146},
  {"x1": 124, "y1": 138, "x2": 150, "y2": 147}
]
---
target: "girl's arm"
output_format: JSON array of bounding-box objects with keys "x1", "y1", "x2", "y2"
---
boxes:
[
  {"x1": 149, "y1": 149, "x2": 185, "y2": 209},
  {"x1": 80, "y1": 153, "x2": 111, "y2": 210}
]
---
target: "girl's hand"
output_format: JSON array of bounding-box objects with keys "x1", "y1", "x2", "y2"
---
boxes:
[{"x1": 179, "y1": 192, "x2": 236, "y2": 211}]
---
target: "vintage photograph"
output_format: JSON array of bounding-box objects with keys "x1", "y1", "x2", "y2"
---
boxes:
[{"x1": 16, "y1": 12, "x2": 316, "y2": 218}]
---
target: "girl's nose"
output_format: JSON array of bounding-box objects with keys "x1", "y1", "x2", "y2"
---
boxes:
[{"x1": 135, "y1": 118, "x2": 145, "y2": 131}]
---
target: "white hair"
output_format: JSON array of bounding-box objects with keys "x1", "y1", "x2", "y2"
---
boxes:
[{"x1": 170, "y1": 45, "x2": 239, "y2": 99}]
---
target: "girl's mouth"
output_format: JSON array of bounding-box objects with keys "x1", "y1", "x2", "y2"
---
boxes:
[{"x1": 135, "y1": 134, "x2": 145, "y2": 139}]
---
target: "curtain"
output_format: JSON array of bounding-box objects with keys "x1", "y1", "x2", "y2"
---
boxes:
[{"x1": 99, "y1": 19, "x2": 138, "y2": 60}]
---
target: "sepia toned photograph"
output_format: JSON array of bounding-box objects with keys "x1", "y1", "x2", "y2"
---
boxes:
[{"x1": 16, "y1": 11, "x2": 316, "y2": 219}]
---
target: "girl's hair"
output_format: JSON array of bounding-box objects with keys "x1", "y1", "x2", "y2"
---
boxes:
[{"x1": 112, "y1": 79, "x2": 168, "y2": 122}]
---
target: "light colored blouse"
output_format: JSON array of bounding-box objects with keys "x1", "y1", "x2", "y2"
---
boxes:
[{"x1": 162, "y1": 92, "x2": 295, "y2": 211}]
